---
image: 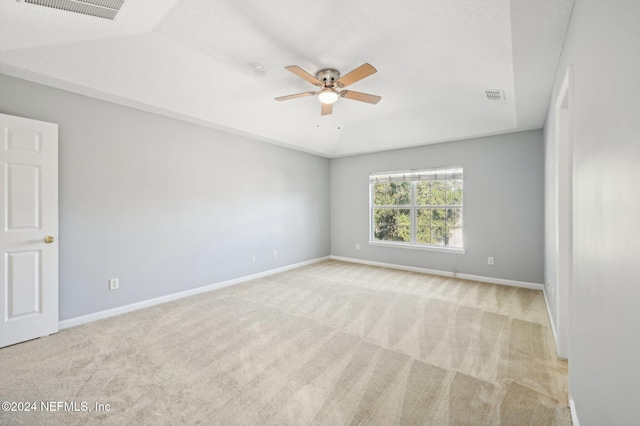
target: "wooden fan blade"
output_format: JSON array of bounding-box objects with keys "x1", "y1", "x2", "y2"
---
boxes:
[
  {"x1": 336, "y1": 63, "x2": 377, "y2": 87},
  {"x1": 275, "y1": 91, "x2": 317, "y2": 101},
  {"x1": 285, "y1": 65, "x2": 323, "y2": 86},
  {"x1": 321, "y1": 103, "x2": 333, "y2": 116},
  {"x1": 340, "y1": 90, "x2": 381, "y2": 104}
]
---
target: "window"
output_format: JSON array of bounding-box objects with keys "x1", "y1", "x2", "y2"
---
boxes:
[{"x1": 370, "y1": 167, "x2": 463, "y2": 252}]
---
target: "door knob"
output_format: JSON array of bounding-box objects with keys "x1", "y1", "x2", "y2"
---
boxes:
[{"x1": 44, "y1": 236, "x2": 55, "y2": 244}]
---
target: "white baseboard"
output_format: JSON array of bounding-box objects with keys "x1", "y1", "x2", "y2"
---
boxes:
[
  {"x1": 60, "y1": 255, "x2": 544, "y2": 330},
  {"x1": 543, "y1": 291, "x2": 567, "y2": 359},
  {"x1": 542, "y1": 289, "x2": 566, "y2": 360},
  {"x1": 569, "y1": 397, "x2": 580, "y2": 426},
  {"x1": 59, "y1": 256, "x2": 330, "y2": 330},
  {"x1": 329, "y1": 255, "x2": 544, "y2": 290},
  {"x1": 543, "y1": 290, "x2": 558, "y2": 340}
]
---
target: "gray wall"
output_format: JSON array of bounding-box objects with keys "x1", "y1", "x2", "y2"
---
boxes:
[
  {"x1": 0, "y1": 73, "x2": 330, "y2": 321},
  {"x1": 544, "y1": 0, "x2": 640, "y2": 424},
  {"x1": 331, "y1": 130, "x2": 544, "y2": 284}
]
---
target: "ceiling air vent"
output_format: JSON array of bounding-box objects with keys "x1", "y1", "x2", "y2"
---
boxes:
[
  {"x1": 22, "y1": 0, "x2": 124, "y2": 20},
  {"x1": 485, "y1": 90, "x2": 505, "y2": 101}
]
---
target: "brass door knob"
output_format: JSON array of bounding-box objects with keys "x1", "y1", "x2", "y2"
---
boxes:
[{"x1": 44, "y1": 236, "x2": 55, "y2": 244}]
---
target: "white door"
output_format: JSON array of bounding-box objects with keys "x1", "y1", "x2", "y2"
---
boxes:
[{"x1": 0, "y1": 113, "x2": 58, "y2": 348}]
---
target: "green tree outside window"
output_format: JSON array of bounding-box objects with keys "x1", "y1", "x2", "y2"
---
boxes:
[{"x1": 371, "y1": 169, "x2": 463, "y2": 248}]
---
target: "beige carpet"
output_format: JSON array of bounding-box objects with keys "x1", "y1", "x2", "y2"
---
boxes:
[{"x1": 0, "y1": 260, "x2": 570, "y2": 425}]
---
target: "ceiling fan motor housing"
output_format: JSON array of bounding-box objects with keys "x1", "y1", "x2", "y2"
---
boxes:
[{"x1": 315, "y1": 69, "x2": 340, "y2": 87}]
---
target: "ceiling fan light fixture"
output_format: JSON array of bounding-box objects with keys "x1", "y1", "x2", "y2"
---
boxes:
[{"x1": 318, "y1": 88, "x2": 339, "y2": 105}]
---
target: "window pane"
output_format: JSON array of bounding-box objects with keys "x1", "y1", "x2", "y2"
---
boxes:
[
  {"x1": 446, "y1": 208, "x2": 462, "y2": 228},
  {"x1": 417, "y1": 208, "x2": 463, "y2": 247},
  {"x1": 431, "y1": 181, "x2": 446, "y2": 206},
  {"x1": 416, "y1": 208, "x2": 432, "y2": 244},
  {"x1": 373, "y1": 182, "x2": 410, "y2": 206},
  {"x1": 416, "y1": 181, "x2": 431, "y2": 206},
  {"x1": 447, "y1": 180, "x2": 463, "y2": 205},
  {"x1": 446, "y1": 208, "x2": 463, "y2": 247},
  {"x1": 373, "y1": 208, "x2": 410, "y2": 242},
  {"x1": 430, "y1": 209, "x2": 447, "y2": 245},
  {"x1": 373, "y1": 183, "x2": 389, "y2": 206},
  {"x1": 389, "y1": 182, "x2": 410, "y2": 205}
]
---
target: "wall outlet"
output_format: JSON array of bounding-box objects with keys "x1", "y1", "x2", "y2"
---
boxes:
[
  {"x1": 272, "y1": 250, "x2": 278, "y2": 259},
  {"x1": 488, "y1": 257, "x2": 494, "y2": 265},
  {"x1": 356, "y1": 243, "x2": 360, "y2": 250},
  {"x1": 251, "y1": 254, "x2": 256, "y2": 263},
  {"x1": 109, "y1": 278, "x2": 119, "y2": 291}
]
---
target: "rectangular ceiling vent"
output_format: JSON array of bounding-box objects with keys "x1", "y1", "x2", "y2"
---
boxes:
[
  {"x1": 485, "y1": 90, "x2": 505, "y2": 101},
  {"x1": 22, "y1": 0, "x2": 124, "y2": 20}
]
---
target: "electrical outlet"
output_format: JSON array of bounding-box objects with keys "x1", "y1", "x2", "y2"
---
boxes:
[
  {"x1": 356, "y1": 243, "x2": 360, "y2": 250},
  {"x1": 273, "y1": 250, "x2": 278, "y2": 259},
  {"x1": 109, "y1": 278, "x2": 119, "y2": 291},
  {"x1": 488, "y1": 257, "x2": 494, "y2": 265},
  {"x1": 251, "y1": 254, "x2": 256, "y2": 262}
]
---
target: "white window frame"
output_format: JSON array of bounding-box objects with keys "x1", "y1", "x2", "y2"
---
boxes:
[{"x1": 368, "y1": 167, "x2": 465, "y2": 254}]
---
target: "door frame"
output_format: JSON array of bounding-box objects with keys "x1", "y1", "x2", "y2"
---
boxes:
[{"x1": 554, "y1": 66, "x2": 573, "y2": 360}]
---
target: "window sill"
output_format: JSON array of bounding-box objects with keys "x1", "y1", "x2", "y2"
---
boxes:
[{"x1": 368, "y1": 241, "x2": 466, "y2": 254}]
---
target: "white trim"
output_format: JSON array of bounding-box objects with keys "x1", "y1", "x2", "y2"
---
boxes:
[
  {"x1": 329, "y1": 256, "x2": 543, "y2": 290},
  {"x1": 454, "y1": 272, "x2": 542, "y2": 290},
  {"x1": 553, "y1": 65, "x2": 573, "y2": 361},
  {"x1": 544, "y1": 290, "x2": 559, "y2": 342},
  {"x1": 59, "y1": 257, "x2": 330, "y2": 330},
  {"x1": 570, "y1": 397, "x2": 580, "y2": 426},
  {"x1": 368, "y1": 241, "x2": 466, "y2": 254},
  {"x1": 59, "y1": 255, "x2": 545, "y2": 330},
  {"x1": 543, "y1": 289, "x2": 567, "y2": 359},
  {"x1": 331, "y1": 255, "x2": 453, "y2": 277}
]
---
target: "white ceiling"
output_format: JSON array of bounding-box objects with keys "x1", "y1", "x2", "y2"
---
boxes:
[{"x1": 0, "y1": 0, "x2": 573, "y2": 158}]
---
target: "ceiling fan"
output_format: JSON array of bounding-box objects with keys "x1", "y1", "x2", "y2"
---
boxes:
[{"x1": 275, "y1": 63, "x2": 381, "y2": 116}]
